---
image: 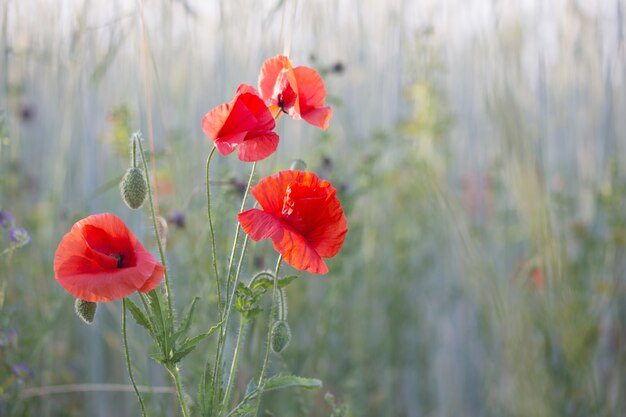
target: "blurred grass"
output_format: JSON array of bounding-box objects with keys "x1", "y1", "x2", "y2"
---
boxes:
[{"x1": 2, "y1": 0, "x2": 626, "y2": 416}]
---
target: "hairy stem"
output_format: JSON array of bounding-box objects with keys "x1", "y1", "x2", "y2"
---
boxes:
[
  {"x1": 135, "y1": 134, "x2": 174, "y2": 320},
  {"x1": 168, "y1": 364, "x2": 191, "y2": 417},
  {"x1": 206, "y1": 146, "x2": 223, "y2": 321},
  {"x1": 254, "y1": 255, "x2": 283, "y2": 416},
  {"x1": 222, "y1": 317, "x2": 247, "y2": 410},
  {"x1": 123, "y1": 298, "x2": 147, "y2": 417},
  {"x1": 212, "y1": 162, "x2": 257, "y2": 406}
]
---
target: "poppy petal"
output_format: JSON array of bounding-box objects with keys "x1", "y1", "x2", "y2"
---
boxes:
[
  {"x1": 272, "y1": 226, "x2": 328, "y2": 274},
  {"x1": 238, "y1": 208, "x2": 328, "y2": 274},
  {"x1": 251, "y1": 170, "x2": 308, "y2": 216},
  {"x1": 137, "y1": 263, "x2": 165, "y2": 293},
  {"x1": 293, "y1": 66, "x2": 327, "y2": 108},
  {"x1": 300, "y1": 106, "x2": 332, "y2": 130},
  {"x1": 202, "y1": 102, "x2": 232, "y2": 140},
  {"x1": 258, "y1": 55, "x2": 292, "y2": 103},
  {"x1": 215, "y1": 131, "x2": 247, "y2": 156},
  {"x1": 238, "y1": 209, "x2": 284, "y2": 241},
  {"x1": 237, "y1": 132, "x2": 280, "y2": 162}
]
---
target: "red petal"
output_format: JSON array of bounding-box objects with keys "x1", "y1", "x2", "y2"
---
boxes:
[
  {"x1": 293, "y1": 66, "x2": 327, "y2": 108},
  {"x1": 238, "y1": 209, "x2": 284, "y2": 241},
  {"x1": 272, "y1": 226, "x2": 328, "y2": 274},
  {"x1": 237, "y1": 132, "x2": 280, "y2": 162},
  {"x1": 301, "y1": 106, "x2": 332, "y2": 130},
  {"x1": 215, "y1": 131, "x2": 247, "y2": 156},
  {"x1": 305, "y1": 196, "x2": 347, "y2": 258},
  {"x1": 258, "y1": 55, "x2": 293, "y2": 103},
  {"x1": 292, "y1": 66, "x2": 332, "y2": 129},
  {"x1": 138, "y1": 262, "x2": 165, "y2": 293},
  {"x1": 250, "y1": 170, "x2": 315, "y2": 217},
  {"x1": 238, "y1": 208, "x2": 328, "y2": 274},
  {"x1": 58, "y1": 267, "x2": 150, "y2": 302},
  {"x1": 202, "y1": 102, "x2": 232, "y2": 140}
]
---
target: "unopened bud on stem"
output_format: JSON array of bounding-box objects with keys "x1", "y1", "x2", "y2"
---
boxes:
[
  {"x1": 75, "y1": 299, "x2": 97, "y2": 324},
  {"x1": 120, "y1": 167, "x2": 147, "y2": 209},
  {"x1": 270, "y1": 320, "x2": 291, "y2": 353}
]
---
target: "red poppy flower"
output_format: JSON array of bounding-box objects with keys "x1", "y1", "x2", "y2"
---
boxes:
[
  {"x1": 202, "y1": 84, "x2": 279, "y2": 162},
  {"x1": 54, "y1": 213, "x2": 165, "y2": 302},
  {"x1": 258, "y1": 55, "x2": 333, "y2": 130},
  {"x1": 238, "y1": 170, "x2": 347, "y2": 274}
]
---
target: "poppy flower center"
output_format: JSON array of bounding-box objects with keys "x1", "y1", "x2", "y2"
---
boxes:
[
  {"x1": 273, "y1": 70, "x2": 296, "y2": 112},
  {"x1": 111, "y1": 253, "x2": 125, "y2": 268}
]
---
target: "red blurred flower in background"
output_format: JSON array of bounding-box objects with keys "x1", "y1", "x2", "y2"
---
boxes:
[
  {"x1": 238, "y1": 170, "x2": 347, "y2": 274},
  {"x1": 202, "y1": 84, "x2": 279, "y2": 162},
  {"x1": 54, "y1": 213, "x2": 164, "y2": 302},
  {"x1": 258, "y1": 55, "x2": 332, "y2": 130}
]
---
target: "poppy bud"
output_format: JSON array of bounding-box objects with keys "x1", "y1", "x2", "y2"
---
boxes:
[
  {"x1": 270, "y1": 320, "x2": 291, "y2": 353},
  {"x1": 289, "y1": 159, "x2": 307, "y2": 171},
  {"x1": 120, "y1": 167, "x2": 147, "y2": 209},
  {"x1": 75, "y1": 299, "x2": 97, "y2": 324}
]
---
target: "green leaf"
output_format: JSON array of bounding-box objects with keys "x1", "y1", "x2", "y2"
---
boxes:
[
  {"x1": 125, "y1": 298, "x2": 154, "y2": 339},
  {"x1": 147, "y1": 290, "x2": 166, "y2": 340},
  {"x1": 278, "y1": 275, "x2": 299, "y2": 288},
  {"x1": 173, "y1": 296, "x2": 200, "y2": 344},
  {"x1": 199, "y1": 358, "x2": 223, "y2": 417},
  {"x1": 250, "y1": 275, "x2": 299, "y2": 291},
  {"x1": 263, "y1": 375, "x2": 322, "y2": 392},
  {"x1": 149, "y1": 351, "x2": 166, "y2": 364},
  {"x1": 170, "y1": 321, "x2": 223, "y2": 364},
  {"x1": 198, "y1": 359, "x2": 212, "y2": 416}
]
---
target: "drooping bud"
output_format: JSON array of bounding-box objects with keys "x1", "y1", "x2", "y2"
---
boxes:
[
  {"x1": 120, "y1": 167, "x2": 147, "y2": 209},
  {"x1": 270, "y1": 320, "x2": 291, "y2": 353},
  {"x1": 75, "y1": 299, "x2": 97, "y2": 324},
  {"x1": 289, "y1": 159, "x2": 307, "y2": 171}
]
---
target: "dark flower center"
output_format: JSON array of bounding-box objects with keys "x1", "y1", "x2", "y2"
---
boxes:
[{"x1": 111, "y1": 253, "x2": 125, "y2": 268}]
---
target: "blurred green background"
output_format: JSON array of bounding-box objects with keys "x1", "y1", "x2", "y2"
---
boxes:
[{"x1": 2, "y1": 0, "x2": 626, "y2": 416}]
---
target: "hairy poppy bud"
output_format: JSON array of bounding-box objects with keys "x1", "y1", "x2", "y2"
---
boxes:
[
  {"x1": 120, "y1": 167, "x2": 147, "y2": 209},
  {"x1": 289, "y1": 159, "x2": 307, "y2": 171},
  {"x1": 270, "y1": 320, "x2": 291, "y2": 353},
  {"x1": 75, "y1": 299, "x2": 97, "y2": 324}
]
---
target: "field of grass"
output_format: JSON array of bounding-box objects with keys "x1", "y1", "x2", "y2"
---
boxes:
[{"x1": 2, "y1": 0, "x2": 626, "y2": 416}]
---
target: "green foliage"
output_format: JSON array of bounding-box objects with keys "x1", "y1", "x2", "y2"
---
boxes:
[{"x1": 236, "y1": 274, "x2": 299, "y2": 319}]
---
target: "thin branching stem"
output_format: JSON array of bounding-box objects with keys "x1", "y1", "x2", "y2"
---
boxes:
[
  {"x1": 122, "y1": 298, "x2": 147, "y2": 417},
  {"x1": 206, "y1": 146, "x2": 223, "y2": 321},
  {"x1": 167, "y1": 364, "x2": 192, "y2": 417},
  {"x1": 254, "y1": 255, "x2": 283, "y2": 416},
  {"x1": 222, "y1": 316, "x2": 247, "y2": 410},
  {"x1": 212, "y1": 162, "x2": 256, "y2": 407},
  {"x1": 135, "y1": 134, "x2": 173, "y2": 320}
]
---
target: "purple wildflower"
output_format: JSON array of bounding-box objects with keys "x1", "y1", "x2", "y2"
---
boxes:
[
  {"x1": 0, "y1": 210, "x2": 15, "y2": 228},
  {"x1": 167, "y1": 210, "x2": 186, "y2": 229},
  {"x1": 11, "y1": 362, "x2": 34, "y2": 379},
  {"x1": 8, "y1": 227, "x2": 30, "y2": 245}
]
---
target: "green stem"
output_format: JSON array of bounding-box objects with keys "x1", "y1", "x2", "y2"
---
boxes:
[
  {"x1": 226, "y1": 162, "x2": 257, "y2": 296},
  {"x1": 132, "y1": 139, "x2": 137, "y2": 168},
  {"x1": 137, "y1": 292, "x2": 159, "y2": 339},
  {"x1": 254, "y1": 255, "x2": 283, "y2": 416},
  {"x1": 168, "y1": 364, "x2": 192, "y2": 417},
  {"x1": 212, "y1": 162, "x2": 257, "y2": 405},
  {"x1": 206, "y1": 146, "x2": 223, "y2": 321},
  {"x1": 123, "y1": 298, "x2": 147, "y2": 417},
  {"x1": 222, "y1": 317, "x2": 247, "y2": 410},
  {"x1": 135, "y1": 134, "x2": 174, "y2": 320}
]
